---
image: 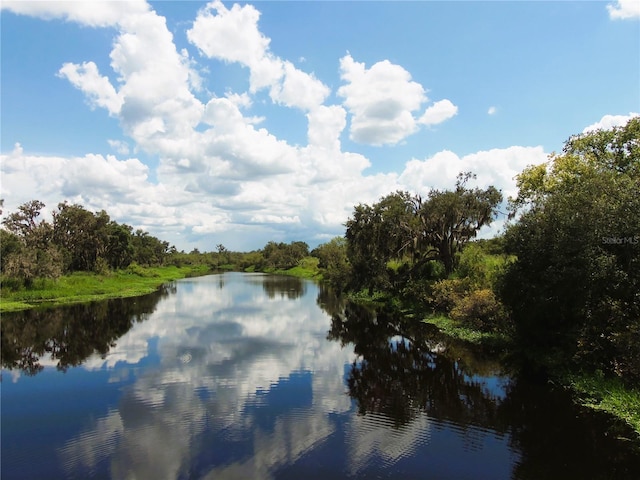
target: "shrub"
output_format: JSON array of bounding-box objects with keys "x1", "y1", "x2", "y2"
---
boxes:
[
  {"x1": 94, "y1": 257, "x2": 111, "y2": 275},
  {"x1": 457, "y1": 244, "x2": 512, "y2": 289},
  {"x1": 429, "y1": 278, "x2": 470, "y2": 312},
  {"x1": 400, "y1": 277, "x2": 432, "y2": 305},
  {"x1": 126, "y1": 262, "x2": 158, "y2": 277},
  {"x1": 450, "y1": 288, "x2": 509, "y2": 333},
  {"x1": 1, "y1": 275, "x2": 25, "y2": 292},
  {"x1": 611, "y1": 322, "x2": 640, "y2": 383}
]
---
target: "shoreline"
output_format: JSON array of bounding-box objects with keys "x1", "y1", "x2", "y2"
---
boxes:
[
  {"x1": 0, "y1": 265, "x2": 214, "y2": 313},
  {"x1": 0, "y1": 262, "x2": 321, "y2": 313}
]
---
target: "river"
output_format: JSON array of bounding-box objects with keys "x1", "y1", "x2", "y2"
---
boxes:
[{"x1": 2, "y1": 272, "x2": 639, "y2": 479}]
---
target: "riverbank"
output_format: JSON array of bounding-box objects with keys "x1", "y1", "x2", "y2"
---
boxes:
[
  {"x1": 0, "y1": 256, "x2": 326, "y2": 313},
  {"x1": 563, "y1": 371, "x2": 640, "y2": 437},
  {"x1": 0, "y1": 259, "x2": 323, "y2": 313},
  {"x1": 0, "y1": 264, "x2": 213, "y2": 312},
  {"x1": 346, "y1": 290, "x2": 640, "y2": 439},
  {"x1": 422, "y1": 313, "x2": 511, "y2": 348}
]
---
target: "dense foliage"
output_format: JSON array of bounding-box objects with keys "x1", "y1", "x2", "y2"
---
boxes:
[
  {"x1": 343, "y1": 173, "x2": 503, "y2": 295},
  {"x1": 261, "y1": 240, "x2": 309, "y2": 270},
  {"x1": 311, "y1": 237, "x2": 350, "y2": 289},
  {"x1": 501, "y1": 118, "x2": 640, "y2": 383},
  {"x1": 0, "y1": 201, "x2": 317, "y2": 294},
  {"x1": 1, "y1": 201, "x2": 171, "y2": 286}
]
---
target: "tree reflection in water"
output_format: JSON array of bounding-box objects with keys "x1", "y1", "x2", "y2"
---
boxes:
[
  {"x1": 328, "y1": 300, "x2": 640, "y2": 479},
  {"x1": 260, "y1": 275, "x2": 306, "y2": 300},
  {"x1": 501, "y1": 378, "x2": 640, "y2": 479},
  {"x1": 1, "y1": 285, "x2": 171, "y2": 375},
  {"x1": 328, "y1": 301, "x2": 508, "y2": 430},
  {"x1": 315, "y1": 283, "x2": 345, "y2": 318}
]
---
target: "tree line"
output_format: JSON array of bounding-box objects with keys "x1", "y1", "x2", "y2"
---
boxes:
[
  {"x1": 0, "y1": 200, "x2": 315, "y2": 287},
  {"x1": 1, "y1": 201, "x2": 173, "y2": 286}
]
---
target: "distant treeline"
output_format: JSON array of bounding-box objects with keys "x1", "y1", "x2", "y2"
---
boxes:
[{"x1": 0, "y1": 199, "x2": 319, "y2": 286}]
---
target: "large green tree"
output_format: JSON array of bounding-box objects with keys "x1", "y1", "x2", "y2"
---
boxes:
[
  {"x1": 1, "y1": 200, "x2": 171, "y2": 284},
  {"x1": 262, "y1": 241, "x2": 309, "y2": 270},
  {"x1": 344, "y1": 176, "x2": 502, "y2": 294},
  {"x1": 131, "y1": 229, "x2": 170, "y2": 266},
  {"x1": 52, "y1": 202, "x2": 111, "y2": 272},
  {"x1": 2, "y1": 200, "x2": 46, "y2": 240},
  {"x1": 345, "y1": 191, "x2": 418, "y2": 293},
  {"x1": 104, "y1": 222, "x2": 134, "y2": 269},
  {"x1": 501, "y1": 117, "x2": 640, "y2": 381},
  {"x1": 418, "y1": 173, "x2": 503, "y2": 274},
  {"x1": 311, "y1": 236, "x2": 350, "y2": 291}
]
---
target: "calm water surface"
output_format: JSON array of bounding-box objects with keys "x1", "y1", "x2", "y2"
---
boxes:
[{"x1": 2, "y1": 272, "x2": 639, "y2": 479}]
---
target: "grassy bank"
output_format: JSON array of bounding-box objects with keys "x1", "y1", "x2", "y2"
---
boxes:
[
  {"x1": 422, "y1": 313, "x2": 511, "y2": 348},
  {"x1": 563, "y1": 371, "x2": 640, "y2": 438},
  {"x1": 0, "y1": 264, "x2": 212, "y2": 312},
  {"x1": 0, "y1": 258, "x2": 321, "y2": 313},
  {"x1": 262, "y1": 256, "x2": 322, "y2": 280}
]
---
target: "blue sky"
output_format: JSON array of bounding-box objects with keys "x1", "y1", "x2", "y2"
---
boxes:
[{"x1": 1, "y1": 0, "x2": 639, "y2": 251}]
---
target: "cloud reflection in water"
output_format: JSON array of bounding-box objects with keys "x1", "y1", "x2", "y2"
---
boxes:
[{"x1": 59, "y1": 273, "x2": 356, "y2": 479}]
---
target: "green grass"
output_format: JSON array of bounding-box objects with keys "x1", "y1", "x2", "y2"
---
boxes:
[
  {"x1": 264, "y1": 257, "x2": 322, "y2": 280},
  {"x1": 422, "y1": 313, "x2": 510, "y2": 347},
  {"x1": 345, "y1": 289, "x2": 396, "y2": 308},
  {"x1": 0, "y1": 265, "x2": 212, "y2": 312},
  {"x1": 564, "y1": 371, "x2": 640, "y2": 437},
  {"x1": 0, "y1": 258, "x2": 323, "y2": 313}
]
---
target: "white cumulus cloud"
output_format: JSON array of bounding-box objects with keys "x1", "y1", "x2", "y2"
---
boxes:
[
  {"x1": 108, "y1": 139, "x2": 131, "y2": 155},
  {"x1": 43, "y1": 2, "x2": 204, "y2": 163},
  {"x1": 306, "y1": 105, "x2": 347, "y2": 150},
  {"x1": 187, "y1": 1, "x2": 329, "y2": 111},
  {"x1": 398, "y1": 145, "x2": 548, "y2": 202},
  {"x1": 338, "y1": 55, "x2": 457, "y2": 145},
  {"x1": 0, "y1": 0, "x2": 564, "y2": 251},
  {"x1": 582, "y1": 112, "x2": 639, "y2": 133},
  {"x1": 187, "y1": 1, "x2": 270, "y2": 67},
  {"x1": 269, "y1": 61, "x2": 330, "y2": 111},
  {"x1": 58, "y1": 61, "x2": 123, "y2": 115},
  {"x1": 608, "y1": 0, "x2": 640, "y2": 19},
  {"x1": 1, "y1": 0, "x2": 149, "y2": 27},
  {"x1": 419, "y1": 99, "x2": 459, "y2": 126}
]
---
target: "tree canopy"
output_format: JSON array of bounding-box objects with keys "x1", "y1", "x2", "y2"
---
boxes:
[
  {"x1": 261, "y1": 240, "x2": 309, "y2": 270},
  {"x1": 344, "y1": 173, "x2": 502, "y2": 293},
  {"x1": 1, "y1": 200, "x2": 172, "y2": 285},
  {"x1": 501, "y1": 117, "x2": 640, "y2": 382}
]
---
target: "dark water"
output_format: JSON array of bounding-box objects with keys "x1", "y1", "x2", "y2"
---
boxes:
[{"x1": 2, "y1": 272, "x2": 639, "y2": 479}]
